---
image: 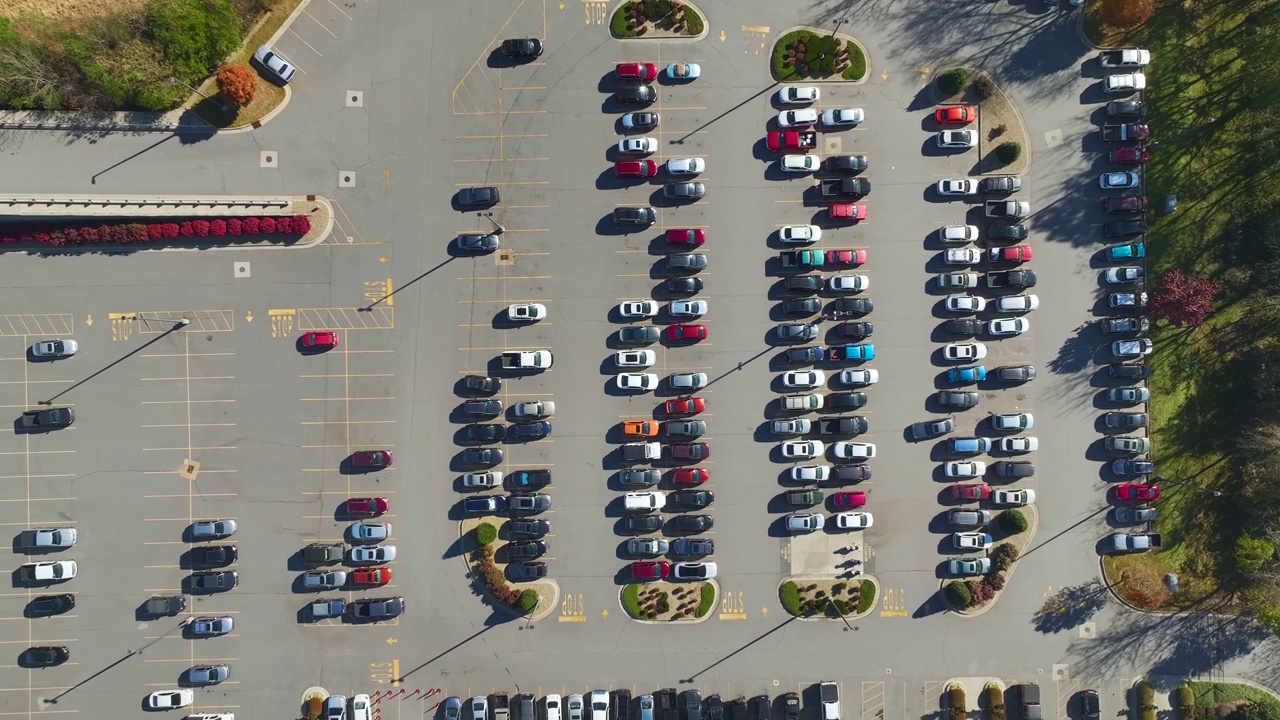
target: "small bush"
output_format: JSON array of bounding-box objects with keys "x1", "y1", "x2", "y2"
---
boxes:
[
  {"x1": 985, "y1": 685, "x2": 1004, "y2": 711},
  {"x1": 831, "y1": 598, "x2": 850, "y2": 615},
  {"x1": 655, "y1": 594, "x2": 670, "y2": 614},
  {"x1": 996, "y1": 142, "x2": 1023, "y2": 164},
  {"x1": 999, "y1": 510, "x2": 1029, "y2": 535},
  {"x1": 843, "y1": 42, "x2": 867, "y2": 81},
  {"x1": 684, "y1": 7, "x2": 704, "y2": 35},
  {"x1": 696, "y1": 584, "x2": 715, "y2": 618},
  {"x1": 1136, "y1": 681, "x2": 1155, "y2": 707},
  {"x1": 643, "y1": 0, "x2": 672, "y2": 21},
  {"x1": 937, "y1": 68, "x2": 971, "y2": 95},
  {"x1": 519, "y1": 590, "x2": 539, "y2": 613},
  {"x1": 948, "y1": 687, "x2": 966, "y2": 710},
  {"x1": 781, "y1": 581, "x2": 803, "y2": 616},
  {"x1": 611, "y1": 7, "x2": 637, "y2": 37},
  {"x1": 474, "y1": 523, "x2": 497, "y2": 546},
  {"x1": 990, "y1": 543, "x2": 1020, "y2": 572},
  {"x1": 216, "y1": 64, "x2": 256, "y2": 106},
  {"x1": 945, "y1": 581, "x2": 972, "y2": 608},
  {"x1": 1175, "y1": 685, "x2": 1195, "y2": 720},
  {"x1": 982, "y1": 572, "x2": 1006, "y2": 592},
  {"x1": 971, "y1": 75, "x2": 996, "y2": 101},
  {"x1": 855, "y1": 582, "x2": 877, "y2": 614}
]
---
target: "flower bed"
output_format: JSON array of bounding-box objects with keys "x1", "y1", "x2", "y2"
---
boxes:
[
  {"x1": 0, "y1": 216, "x2": 311, "y2": 247},
  {"x1": 622, "y1": 582, "x2": 714, "y2": 621},
  {"x1": 610, "y1": 0, "x2": 704, "y2": 38},
  {"x1": 780, "y1": 578, "x2": 874, "y2": 617},
  {"x1": 771, "y1": 29, "x2": 867, "y2": 82},
  {"x1": 942, "y1": 508, "x2": 1034, "y2": 612}
]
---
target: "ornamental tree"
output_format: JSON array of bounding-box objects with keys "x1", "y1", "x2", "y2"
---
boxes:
[
  {"x1": 216, "y1": 64, "x2": 256, "y2": 107},
  {"x1": 1149, "y1": 268, "x2": 1221, "y2": 327}
]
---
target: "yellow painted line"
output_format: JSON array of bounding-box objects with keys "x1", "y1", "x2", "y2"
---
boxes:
[
  {"x1": 144, "y1": 493, "x2": 236, "y2": 499},
  {"x1": 140, "y1": 376, "x2": 235, "y2": 381},
  {"x1": 298, "y1": 373, "x2": 395, "y2": 378},
  {"x1": 0, "y1": 497, "x2": 74, "y2": 504},
  {"x1": 142, "y1": 423, "x2": 235, "y2": 428},
  {"x1": 301, "y1": 8, "x2": 338, "y2": 37},
  {"x1": 0, "y1": 711, "x2": 79, "y2": 716},
  {"x1": 458, "y1": 346, "x2": 551, "y2": 351},
  {"x1": 0, "y1": 473, "x2": 75, "y2": 480},
  {"x1": 458, "y1": 276, "x2": 552, "y2": 280},
  {"x1": 300, "y1": 396, "x2": 395, "y2": 401},
  {"x1": 0, "y1": 638, "x2": 75, "y2": 645},
  {"x1": 141, "y1": 399, "x2": 235, "y2": 405},
  {"x1": 558, "y1": 615, "x2": 587, "y2": 623},
  {"x1": 456, "y1": 134, "x2": 549, "y2": 139},
  {"x1": 143, "y1": 469, "x2": 235, "y2": 475},
  {"x1": 299, "y1": 420, "x2": 396, "y2": 425},
  {"x1": 325, "y1": 0, "x2": 353, "y2": 19},
  {"x1": 142, "y1": 446, "x2": 236, "y2": 451},
  {"x1": 0, "y1": 449, "x2": 74, "y2": 456},
  {"x1": 454, "y1": 157, "x2": 549, "y2": 163},
  {"x1": 453, "y1": 181, "x2": 549, "y2": 186}
]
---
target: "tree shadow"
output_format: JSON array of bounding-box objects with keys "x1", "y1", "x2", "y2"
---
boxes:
[{"x1": 1032, "y1": 578, "x2": 1109, "y2": 633}]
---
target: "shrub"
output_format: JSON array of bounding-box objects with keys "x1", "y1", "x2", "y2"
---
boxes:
[
  {"x1": 1236, "y1": 534, "x2": 1275, "y2": 575},
  {"x1": 843, "y1": 43, "x2": 868, "y2": 80},
  {"x1": 937, "y1": 68, "x2": 970, "y2": 95},
  {"x1": 683, "y1": 7, "x2": 704, "y2": 35},
  {"x1": 781, "y1": 581, "x2": 803, "y2": 616},
  {"x1": 944, "y1": 581, "x2": 972, "y2": 608},
  {"x1": 985, "y1": 685, "x2": 1004, "y2": 711},
  {"x1": 1149, "y1": 269, "x2": 1221, "y2": 328},
  {"x1": 831, "y1": 598, "x2": 850, "y2": 615},
  {"x1": 655, "y1": 594, "x2": 670, "y2": 614},
  {"x1": 216, "y1": 64, "x2": 256, "y2": 106},
  {"x1": 996, "y1": 142, "x2": 1023, "y2": 164},
  {"x1": 1175, "y1": 684, "x2": 1195, "y2": 720},
  {"x1": 474, "y1": 523, "x2": 497, "y2": 546},
  {"x1": 209, "y1": 219, "x2": 227, "y2": 238},
  {"x1": 855, "y1": 582, "x2": 877, "y2": 614},
  {"x1": 696, "y1": 584, "x2": 715, "y2": 618},
  {"x1": 144, "y1": 0, "x2": 241, "y2": 82},
  {"x1": 243, "y1": 217, "x2": 261, "y2": 234},
  {"x1": 982, "y1": 572, "x2": 1006, "y2": 592},
  {"x1": 971, "y1": 75, "x2": 996, "y2": 101},
  {"x1": 990, "y1": 544, "x2": 1020, "y2": 573},
  {"x1": 999, "y1": 510, "x2": 1028, "y2": 535},
  {"x1": 948, "y1": 686, "x2": 966, "y2": 710},
  {"x1": 971, "y1": 581, "x2": 996, "y2": 607},
  {"x1": 611, "y1": 6, "x2": 637, "y2": 37},
  {"x1": 1135, "y1": 681, "x2": 1155, "y2": 707},
  {"x1": 643, "y1": 0, "x2": 672, "y2": 21},
  {"x1": 519, "y1": 590, "x2": 539, "y2": 614}
]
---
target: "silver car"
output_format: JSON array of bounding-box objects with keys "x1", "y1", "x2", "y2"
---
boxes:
[
  {"x1": 188, "y1": 664, "x2": 230, "y2": 684},
  {"x1": 192, "y1": 519, "x2": 237, "y2": 539},
  {"x1": 252, "y1": 45, "x2": 297, "y2": 84},
  {"x1": 669, "y1": 372, "x2": 708, "y2": 390},
  {"x1": 30, "y1": 339, "x2": 78, "y2": 359}
]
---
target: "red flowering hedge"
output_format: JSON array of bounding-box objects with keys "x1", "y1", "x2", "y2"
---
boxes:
[{"x1": 0, "y1": 215, "x2": 312, "y2": 247}]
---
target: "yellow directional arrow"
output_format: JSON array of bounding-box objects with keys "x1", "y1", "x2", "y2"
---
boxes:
[
  {"x1": 387, "y1": 637, "x2": 397, "y2": 645},
  {"x1": 601, "y1": 609, "x2": 608, "y2": 619},
  {"x1": 245, "y1": 311, "x2": 254, "y2": 322},
  {"x1": 558, "y1": 1, "x2": 564, "y2": 7},
  {"x1": 719, "y1": 30, "x2": 726, "y2": 42},
  {"x1": 762, "y1": 606, "x2": 768, "y2": 617},
  {"x1": 881, "y1": 69, "x2": 889, "y2": 80},
  {"x1": 380, "y1": 257, "x2": 389, "y2": 263},
  {"x1": 85, "y1": 315, "x2": 93, "y2": 326}
]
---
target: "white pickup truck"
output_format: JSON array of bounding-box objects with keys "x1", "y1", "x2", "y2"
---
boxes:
[
  {"x1": 20, "y1": 561, "x2": 77, "y2": 582},
  {"x1": 501, "y1": 350, "x2": 553, "y2": 370},
  {"x1": 1099, "y1": 48, "x2": 1151, "y2": 68}
]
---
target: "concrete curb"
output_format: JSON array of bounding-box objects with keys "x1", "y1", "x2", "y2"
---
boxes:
[
  {"x1": 940, "y1": 504, "x2": 1041, "y2": 617},
  {"x1": 617, "y1": 580, "x2": 718, "y2": 624},
  {"x1": 1076, "y1": 0, "x2": 1106, "y2": 50},
  {"x1": 455, "y1": 518, "x2": 559, "y2": 623},
  {"x1": 219, "y1": 85, "x2": 293, "y2": 134},
  {"x1": 608, "y1": 0, "x2": 710, "y2": 41},
  {"x1": 769, "y1": 27, "x2": 871, "y2": 84},
  {"x1": 776, "y1": 575, "x2": 879, "y2": 621}
]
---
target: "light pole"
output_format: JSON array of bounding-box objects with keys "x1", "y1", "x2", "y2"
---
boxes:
[
  {"x1": 826, "y1": 598, "x2": 853, "y2": 631},
  {"x1": 1153, "y1": 475, "x2": 1222, "y2": 497},
  {"x1": 169, "y1": 77, "x2": 227, "y2": 112},
  {"x1": 832, "y1": 18, "x2": 847, "y2": 36}
]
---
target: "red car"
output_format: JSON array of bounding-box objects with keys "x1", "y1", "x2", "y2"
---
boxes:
[
  {"x1": 1110, "y1": 147, "x2": 1150, "y2": 164},
  {"x1": 347, "y1": 497, "x2": 389, "y2": 516},
  {"x1": 673, "y1": 468, "x2": 709, "y2": 485},
  {"x1": 950, "y1": 483, "x2": 991, "y2": 502},
  {"x1": 666, "y1": 229, "x2": 705, "y2": 247},
  {"x1": 665, "y1": 397, "x2": 706, "y2": 415},
  {"x1": 826, "y1": 249, "x2": 867, "y2": 265},
  {"x1": 617, "y1": 62, "x2": 658, "y2": 81},
  {"x1": 935, "y1": 105, "x2": 976, "y2": 125},
  {"x1": 991, "y1": 245, "x2": 1033, "y2": 263},
  {"x1": 632, "y1": 560, "x2": 671, "y2": 580},
  {"x1": 832, "y1": 491, "x2": 867, "y2": 508},
  {"x1": 766, "y1": 131, "x2": 816, "y2": 152},
  {"x1": 615, "y1": 160, "x2": 658, "y2": 177},
  {"x1": 666, "y1": 324, "x2": 707, "y2": 342},
  {"x1": 1116, "y1": 483, "x2": 1160, "y2": 502},
  {"x1": 829, "y1": 203, "x2": 867, "y2": 221},
  {"x1": 351, "y1": 567, "x2": 392, "y2": 586},
  {"x1": 351, "y1": 450, "x2": 393, "y2": 469},
  {"x1": 301, "y1": 331, "x2": 339, "y2": 350}
]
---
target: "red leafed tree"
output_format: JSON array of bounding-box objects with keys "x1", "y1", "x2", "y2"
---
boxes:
[
  {"x1": 215, "y1": 65, "x2": 257, "y2": 107},
  {"x1": 1100, "y1": 0, "x2": 1155, "y2": 28},
  {"x1": 1149, "y1": 268, "x2": 1221, "y2": 327}
]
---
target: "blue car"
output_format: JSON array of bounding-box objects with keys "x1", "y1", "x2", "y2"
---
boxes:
[
  {"x1": 832, "y1": 344, "x2": 875, "y2": 361},
  {"x1": 1106, "y1": 243, "x2": 1146, "y2": 261},
  {"x1": 511, "y1": 421, "x2": 551, "y2": 440},
  {"x1": 947, "y1": 365, "x2": 988, "y2": 384},
  {"x1": 464, "y1": 495, "x2": 508, "y2": 515},
  {"x1": 507, "y1": 469, "x2": 551, "y2": 489},
  {"x1": 786, "y1": 346, "x2": 825, "y2": 363}
]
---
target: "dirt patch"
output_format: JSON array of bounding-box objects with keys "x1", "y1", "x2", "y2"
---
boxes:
[
  {"x1": 931, "y1": 70, "x2": 1030, "y2": 176},
  {"x1": 0, "y1": 0, "x2": 147, "y2": 22}
]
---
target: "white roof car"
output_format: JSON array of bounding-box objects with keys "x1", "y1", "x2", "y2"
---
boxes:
[
  {"x1": 507, "y1": 303, "x2": 547, "y2": 321},
  {"x1": 772, "y1": 418, "x2": 812, "y2": 436},
  {"x1": 1105, "y1": 267, "x2": 1145, "y2": 284},
  {"x1": 669, "y1": 372, "x2": 708, "y2": 390},
  {"x1": 616, "y1": 373, "x2": 659, "y2": 391},
  {"x1": 827, "y1": 274, "x2": 869, "y2": 293},
  {"x1": 350, "y1": 544, "x2": 396, "y2": 563},
  {"x1": 953, "y1": 532, "x2": 993, "y2": 550},
  {"x1": 27, "y1": 528, "x2": 76, "y2": 548},
  {"x1": 789, "y1": 464, "x2": 832, "y2": 482},
  {"x1": 944, "y1": 248, "x2": 982, "y2": 266},
  {"x1": 666, "y1": 158, "x2": 705, "y2": 176},
  {"x1": 991, "y1": 412, "x2": 1034, "y2": 431},
  {"x1": 1104, "y1": 73, "x2": 1146, "y2": 93},
  {"x1": 945, "y1": 295, "x2": 987, "y2": 313},
  {"x1": 1100, "y1": 171, "x2": 1141, "y2": 189},
  {"x1": 513, "y1": 401, "x2": 555, "y2": 417},
  {"x1": 945, "y1": 460, "x2": 987, "y2": 478},
  {"x1": 944, "y1": 343, "x2": 987, "y2": 361},
  {"x1": 470, "y1": 698, "x2": 488, "y2": 720},
  {"x1": 786, "y1": 513, "x2": 825, "y2": 533},
  {"x1": 939, "y1": 225, "x2": 978, "y2": 244},
  {"x1": 776, "y1": 86, "x2": 820, "y2": 104},
  {"x1": 783, "y1": 393, "x2": 824, "y2": 411},
  {"x1": 998, "y1": 436, "x2": 1039, "y2": 453},
  {"x1": 994, "y1": 294, "x2": 1039, "y2": 313},
  {"x1": 992, "y1": 488, "x2": 1036, "y2": 506},
  {"x1": 148, "y1": 690, "x2": 195, "y2": 710},
  {"x1": 839, "y1": 368, "x2": 879, "y2": 385},
  {"x1": 669, "y1": 299, "x2": 708, "y2": 317},
  {"x1": 624, "y1": 491, "x2": 666, "y2": 513},
  {"x1": 777, "y1": 108, "x2": 819, "y2": 127},
  {"x1": 938, "y1": 271, "x2": 979, "y2": 288},
  {"x1": 781, "y1": 155, "x2": 820, "y2": 173},
  {"x1": 619, "y1": 300, "x2": 658, "y2": 318},
  {"x1": 937, "y1": 130, "x2": 977, "y2": 148},
  {"x1": 192, "y1": 519, "x2": 236, "y2": 538},
  {"x1": 615, "y1": 350, "x2": 656, "y2": 367},
  {"x1": 673, "y1": 561, "x2": 717, "y2": 580},
  {"x1": 822, "y1": 107, "x2": 865, "y2": 126},
  {"x1": 835, "y1": 512, "x2": 873, "y2": 529},
  {"x1": 783, "y1": 370, "x2": 826, "y2": 388},
  {"x1": 1099, "y1": 48, "x2": 1151, "y2": 67},
  {"x1": 545, "y1": 695, "x2": 563, "y2": 720},
  {"x1": 566, "y1": 696, "x2": 584, "y2": 720},
  {"x1": 462, "y1": 471, "x2": 502, "y2": 488},
  {"x1": 781, "y1": 440, "x2": 825, "y2": 459},
  {"x1": 618, "y1": 137, "x2": 658, "y2": 154},
  {"x1": 30, "y1": 339, "x2": 78, "y2": 358},
  {"x1": 937, "y1": 178, "x2": 979, "y2": 196},
  {"x1": 590, "y1": 691, "x2": 610, "y2": 720},
  {"x1": 352, "y1": 695, "x2": 372, "y2": 720},
  {"x1": 350, "y1": 521, "x2": 391, "y2": 542},
  {"x1": 833, "y1": 442, "x2": 876, "y2": 460},
  {"x1": 252, "y1": 45, "x2": 296, "y2": 84},
  {"x1": 780, "y1": 225, "x2": 821, "y2": 243},
  {"x1": 988, "y1": 317, "x2": 1030, "y2": 336}
]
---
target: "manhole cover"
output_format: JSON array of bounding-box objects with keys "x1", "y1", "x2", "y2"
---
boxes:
[
  {"x1": 346, "y1": 90, "x2": 364, "y2": 107},
  {"x1": 338, "y1": 171, "x2": 356, "y2": 187},
  {"x1": 180, "y1": 459, "x2": 200, "y2": 481},
  {"x1": 496, "y1": 249, "x2": 515, "y2": 265},
  {"x1": 234, "y1": 262, "x2": 251, "y2": 278},
  {"x1": 260, "y1": 151, "x2": 278, "y2": 168}
]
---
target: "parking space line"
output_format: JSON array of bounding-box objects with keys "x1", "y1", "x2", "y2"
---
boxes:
[
  {"x1": 324, "y1": 0, "x2": 353, "y2": 19},
  {"x1": 299, "y1": 373, "x2": 394, "y2": 379},
  {"x1": 456, "y1": 134, "x2": 549, "y2": 140},
  {"x1": 140, "y1": 399, "x2": 235, "y2": 405},
  {"x1": 0, "y1": 473, "x2": 75, "y2": 480},
  {"x1": 301, "y1": 8, "x2": 338, "y2": 37},
  {"x1": 142, "y1": 446, "x2": 236, "y2": 452},
  {"x1": 300, "y1": 420, "x2": 395, "y2": 425},
  {"x1": 300, "y1": 396, "x2": 395, "y2": 402},
  {"x1": 0, "y1": 497, "x2": 74, "y2": 504},
  {"x1": 454, "y1": 157, "x2": 549, "y2": 163}
]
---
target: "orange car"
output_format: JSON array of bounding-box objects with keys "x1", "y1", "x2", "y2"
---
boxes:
[
  {"x1": 352, "y1": 567, "x2": 391, "y2": 586},
  {"x1": 622, "y1": 420, "x2": 659, "y2": 438}
]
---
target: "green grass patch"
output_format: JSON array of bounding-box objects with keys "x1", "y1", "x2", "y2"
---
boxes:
[
  {"x1": 621, "y1": 584, "x2": 644, "y2": 618},
  {"x1": 855, "y1": 581, "x2": 876, "y2": 614},
  {"x1": 842, "y1": 42, "x2": 866, "y2": 81},
  {"x1": 611, "y1": 5, "x2": 637, "y2": 37},
  {"x1": 695, "y1": 584, "x2": 715, "y2": 618},
  {"x1": 771, "y1": 30, "x2": 806, "y2": 81},
  {"x1": 780, "y1": 580, "x2": 802, "y2": 615},
  {"x1": 683, "y1": 7, "x2": 704, "y2": 36},
  {"x1": 1185, "y1": 683, "x2": 1280, "y2": 714}
]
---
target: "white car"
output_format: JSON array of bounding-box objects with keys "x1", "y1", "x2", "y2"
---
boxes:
[
  {"x1": 776, "y1": 86, "x2": 820, "y2": 104},
  {"x1": 789, "y1": 465, "x2": 832, "y2": 482},
  {"x1": 777, "y1": 108, "x2": 819, "y2": 127},
  {"x1": 772, "y1": 418, "x2": 812, "y2": 436},
  {"x1": 991, "y1": 412, "x2": 1034, "y2": 431},
  {"x1": 673, "y1": 562, "x2": 718, "y2": 580},
  {"x1": 937, "y1": 178, "x2": 979, "y2": 196},
  {"x1": 835, "y1": 512, "x2": 873, "y2": 530},
  {"x1": 618, "y1": 137, "x2": 658, "y2": 155},
  {"x1": 822, "y1": 108, "x2": 864, "y2": 127},
  {"x1": 938, "y1": 271, "x2": 979, "y2": 288},
  {"x1": 937, "y1": 130, "x2": 977, "y2": 148},
  {"x1": 944, "y1": 248, "x2": 982, "y2": 266},
  {"x1": 30, "y1": 339, "x2": 78, "y2": 359},
  {"x1": 148, "y1": 690, "x2": 195, "y2": 710},
  {"x1": 946, "y1": 295, "x2": 987, "y2": 313},
  {"x1": 781, "y1": 440, "x2": 825, "y2": 459},
  {"x1": 839, "y1": 368, "x2": 879, "y2": 385},
  {"x1": 953, "y1": 532, "x2": 993, "y2": 550},
  {"x1": 780, "y1": 225, "x2": 821, "y2": 243},
  {"x1": 615, "y1": 349, "x2": 656, "y2": 367},
  {"x1": 1104, "y1": 73, "x2": 1146, "y2": 93},
  {"x1": 783, "y1": 370, "x2": 826, "y2": 389},
  {"x1": 1099, "y1": 171, "x2": 1141, "y2": 189},
  {"x1": 566, "y1": 696, "x2": 584, "y2": 720},
  {"x1": 350, "y1": 521, "x2": 391, "y2": 542},
  {"x1": 623, "y1": 492, "x2": 666, "y2": 513},
  {"x1": 507, "y1": 303, "x2": 547, "y2": 321},
  {"x1": 781, "y1": 155, "x2": 820, "y2": 173},
  {"x1": 667, "y1": 158, "x2": 705, "y2": 176},
  {"x1": 1105, "y1": 267, "x2": 1144, "y2": 284},
  {"x1": 943, "y1": 343, "x2": 988, "y2": 361},
  {"x1": 513, "y1": 401, "x2": 555, "y2": 417},
  {"x1": 669, "y1": 300, "x2": 708, "y2": 317},
  {"x1": 616, "y1": 373, "x2": 659, "y2": 391},
  {"x1": 994, "y1": 294, "x2": 1039, "y2": 313},
  {"x1": 462, "y1": 471, "x2": 502, "y2": 488},
  {"x1": 992, "y1": 488, "x2": 1036, "y2": 506},
  {"x1": 998, "y1": 436, "x2": 1039, "y2": 453},
  {"x1": 589, "y1": 691, "x2": 609, "y2": 720},
  {"x1": 945, "y1": 460, "x2": 987, "y2": 478},
  {"x1": 619, "y1": 301, "x2": 658, "y2": 318},
  {"x1": 1099, "y1": 48, "x2": 1151, "y2": 68},
  {"x1": 786, "y1": 513, "x2": 825, "y2": 533},
  {"x1": 833, "y1": 442, "x2": 876, "y2": 460},
  {"x1": 546, "y1": 695, "x2": 563, "y2": 720},
  {"x1": 350, "y1": 544, "x2": 396, "y2": 563},
  {"x1": 26, "y1": 528, "x2": 76, "y2": 548},
  {"x1": 827, "y1": 274, "x2": 869, "y2": 293},
  {"x1": 938, "y1": 225, "x2": 978, "y2": 244},
  {"x1": 252, "y1": 45, "x2": 296, "y2": 84},
  {"x1": 988, "y1": 317, "x2": 1030, "y2": 336},
  {"x1": 670, "y1": 372, "x2": 708, "y2": 390}
]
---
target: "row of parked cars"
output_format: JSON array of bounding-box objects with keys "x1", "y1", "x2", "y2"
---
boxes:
[{"x1": 439, "y1": 683, "x2": 840, "y2": 720}]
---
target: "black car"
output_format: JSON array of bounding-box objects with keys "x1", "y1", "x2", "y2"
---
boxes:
[
  {"x1": 192, "y1": 544, "x2": 238, "y2": 568},
  {"x1": 1081, "y1": 691, "x2": 1100, "y2": 720},
  {"x1": 1103, "y1": 317, "x2": 1150, "y2": 334},
  {"x1": 936, "y1": 390, "x2": 979, "y2": 408},
  {"x1": 22, "y1": 646, "x2": 68, "y2": 667},
  {"x1": 828, "y1": 297, "x2": 873, "y2": 316},
  {"x1": 620, "y1": 84, "x2": 657, "y2": 104},
  {"x1": 668, "y1": 253, "x2": 708, "y2": 273},
  {"x1": 462, "y1": 375, "x2": 502, "y2": 396},
  {"x1": 783, "y1": 298, "x2": 822, "y2": 315},
  {"x1": 786, "y1": 346, "x2": 824, "y2": 363},
  {"x1": 825, "y1": 392, "x2": 867, "y2": 410},
  {"x1": 28, "y1": 594, "x2": 74, "y2": 616},
  {"x1": 987, "y1": 269, "x2": 1038, "y2": 289},
  {"x1": 672, "y1": 537, "x2": 714, "y2": 556},
  {"x1": 684, "y1": 690, "x2": 702, "y2": 720},
  {"x1": 509, "y1": 562, "x2": 548, "y2": 580},
  {"x1": 666, "y1": 277, "x2": 703, "y2": 294},
  {"x1": 464, "y1": 423, "x2": 507, "y2": 444},
  {"x1": 507, "y1": 469, "x2": 552, "y2": 490},
  {"x1": 1104, "y1": 220, "x2": 1148, "y2": 238},
  {"x1": 190, "y1": 570, "x2": 238, "y2": 591},
  {"x1": 460, "y1": 400, "x2": 503, "y2": 417},
  {"x1": 664, "y1": 182, "x2": 706, "y2": 200},
  {"x1": 752, "y1": 696, "x2": 770, "y2": 720},
  {"x1": 994, "y1": 461, "x2": 1036, "y2": 478},
  {"x1": 825, "y1": 155, "x2": 868, "y2": 173},
  {"x1": 837, "y1": 321, "x2": 873, "y2": 337},
  {"x1": 707, "y1": 696, "x2": 725, "y2": 720},
  {"x1": 612, "y1": 691, "x2": 633, "y2": 720},
  {"x1": 620, "y1": 469, "x2": 660, "y2": 487},
  {"x1": 673, "y1": 514, "x2": 713, "y2": 532},
  {"x1": 672, "y1": 490, "x2": 714, "y2": 508},
  {"x1": 945, "y1": 318, "x2": 981, "y2": 335},
  {"x1": 623, "y1": 111, "x2": 660, "y2": 130},
  {"x1": 462, "y1": 447, "x2": 504, "y2": 466},
  {"x1": 510, "y1": 421, "x2": 551, "y2": 440},
  {"x1": 20, "y1": 408, "x2": 73, "y2": 429},
  {"x1": 1109, "y1": 363, "x2": 1151, "y2": 380},
  {"x1": 509, "y1": 519, "x2": 550, "y2": 537},
  {"x1": 782, "y1": 694, "x2": 800, "y2": 720},
  {"x1": 817, "y1": 416, "x2": 868, "y2": 436},
  {"x1": 784, "y1": 275, "x2": 823, "y2": 294},
  {"x1": 500, "y1": 38, "x2": 544, "y2": 57},
  {"x1": 829, "y1": 464, "x2": 872, "y2": 484},
  {"x1": 980, "y1": 176, "x2": 1022, "y2": 194},
  {"x1": 457, "y1": 186, "x2": 501, "y2": 207},
  {"x1": 505, "y1": 540, "x2": 547, "y2": 560},
  {"x1": 620, "y1": 326, "x2": 661, "y2": 344},
  {"x1": 994, "y1": 365, "x2": 1036, "y2": 383},
  {"x1": 624, "y1": 515, "x2": 663, "y2": 534},
  {"x1": 614, "y1": 207, "x2": 658, "y2": 225},
  {"x1": 457, "y1": 233, "x2": 501, "y2": 252},
  {"x1": 987, "y1": 224, "x2": 1028, "y2": 242},
  {"x1": 1107, "y1": 100, "x2": 1146, "y2": 118},
  {"x1": 658, "y1": 690, "x2": 679, "y2": 718}
]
